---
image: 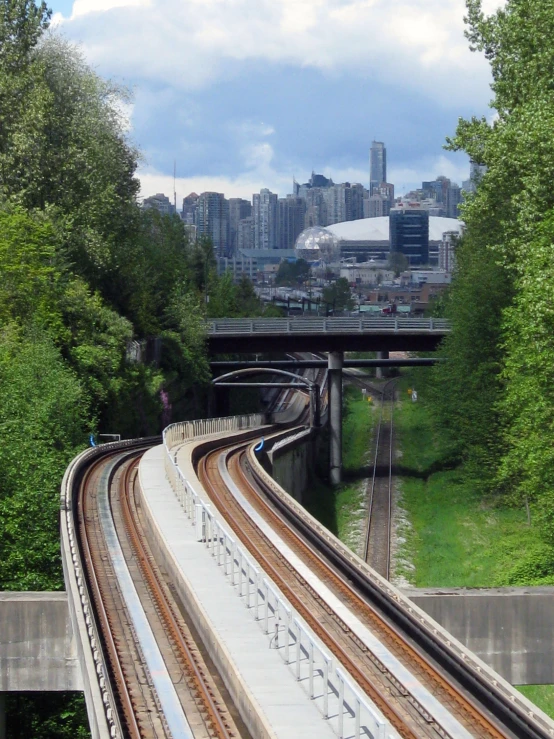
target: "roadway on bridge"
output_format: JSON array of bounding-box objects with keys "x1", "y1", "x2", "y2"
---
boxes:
[{"x1": 207, "y1": 317, "x2": 450, "y2": 353}]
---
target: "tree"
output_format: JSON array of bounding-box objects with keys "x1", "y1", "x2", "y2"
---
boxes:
[
  {"x1": 0, "y1": 331, "x2": 89, "y2": 590},
  {"x1": 322, "y1": 277, "x2": 355, "y2": 311},
  {"x1": 432, "y1": 0, "x2": 554, "y2": 515},
  {"x1": 387, "y1": 251, "x2": 409, "y2": 277},
  {"x1": 275, "y1": 258, "x2": 310, "y2": 286}
]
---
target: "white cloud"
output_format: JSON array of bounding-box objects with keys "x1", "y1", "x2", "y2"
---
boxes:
[
  {"x1": 390, "y1": 155, "x2": 469, "y2": 191},
  {"x1": 71, "y1": 0, "x2": 151, "y2": 18},
  {"x1": 57, "y1": 0, "x2": 502, "y2": 107},
  {"x1": 138, "y1": 167, "x2": 293, "y2": 204}
]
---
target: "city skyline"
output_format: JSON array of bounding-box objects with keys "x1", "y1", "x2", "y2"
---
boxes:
[
  {"x1": 142, "y1": 159, "x2": 467, "y2": 257},
  {"x1": 49, "y1": 0, "x2": 502, "y2": 202}
]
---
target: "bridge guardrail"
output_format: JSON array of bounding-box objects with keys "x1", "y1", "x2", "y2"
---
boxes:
[{"x1": 208, "y1": 317, "x2": 449, "y2": 334}]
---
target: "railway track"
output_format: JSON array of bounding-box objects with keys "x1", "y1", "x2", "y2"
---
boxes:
[
  {"x1": 76, "y1": 444, "x2": 244, "y2": 738},
  {"x1": 363, "y1": 378, "x2": 396, "y2": 578},
  {"x1": 195, "y1": 436, "x2": 519, "y2": 739},
  {"x1": 65, "y1": 359, "x2": 553, "y2": 739}
]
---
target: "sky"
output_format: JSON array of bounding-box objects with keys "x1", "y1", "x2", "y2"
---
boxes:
[{"x1": 48, "y1": 0, "x2": 503, "y2": 204}]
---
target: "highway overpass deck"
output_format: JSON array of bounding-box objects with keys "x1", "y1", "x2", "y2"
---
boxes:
[{"x1": 207, "y1": 317, "x2": 449, "y2": 353}]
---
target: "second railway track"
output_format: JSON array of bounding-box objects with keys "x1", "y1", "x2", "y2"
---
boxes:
[
  {"x1": 363, "y1": 378, "x2": 396, "y2": 578},
  {"x1": 196, "y1": 435, "x2": 513, "y2": 739}
]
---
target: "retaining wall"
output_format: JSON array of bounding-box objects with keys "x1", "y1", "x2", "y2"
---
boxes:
[
  {"x1": 0, "y1": 592, "x2": 82, "y2": 692},
  {"x1": 403, "y1": 586, "x2": 554, "y2": 685},
  {"x1": 267, "y1": 429, "x2": 317, "y2": 502}
]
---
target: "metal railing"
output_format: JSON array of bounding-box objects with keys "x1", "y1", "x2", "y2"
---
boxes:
[
  {"x1": 163, "y1": 432, "x2": 394, "y2": 738},
  {"x1": 208, "y1": 317, "x2": 449, "y2": 334}
]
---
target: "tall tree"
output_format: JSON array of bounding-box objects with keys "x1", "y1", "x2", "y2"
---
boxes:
[{"x1": 434, "y1": 0, "x2": 554, "y2": 506}]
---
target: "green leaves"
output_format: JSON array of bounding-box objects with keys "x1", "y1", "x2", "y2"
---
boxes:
[
  {"x1": 0, "y1": 0, "x2": 50, "y2": 71},
  {"x1": 431, "y1": 1, "x2": 554, "y2": 553},
  {"x1": 0, "y1": 331, "x2": 88, "y2": 589},
  {"x1": 322, "y1": 277, "x2": 355, "y2": 311}
]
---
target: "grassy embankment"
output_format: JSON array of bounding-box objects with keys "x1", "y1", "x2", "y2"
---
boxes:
[
  {"x1": 305, "y1": 384, "x2": 376, "y2": 553},
  {"x1": 392, "y1": 371, "x2": 554, "y2": 717},
  {"x1": 393, "y1": 372, "x2": 539, "y2": 588},
  {"x1": 305, "y1": 371, "x2": 554, "y2": 717}
]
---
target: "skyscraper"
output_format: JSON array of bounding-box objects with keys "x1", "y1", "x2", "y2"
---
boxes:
[
  {"x1": 253, "y1": 188, "x2": 278, "y2": 249},
  {"x1": 196, "y1": 192, "x2": 229, "y2": 255},
  {"x1": 278, "y1": 196, "x2": 306, "y2": 249},
  {"x1": 228, "y1": 198, "x2": 252, "y2": 255},
  {"x1": 389, "y1": 205, "x2": 429, "y2": 266},
  {"x1": 370, "y1": 141, "x2": 387, "y2": 195}
]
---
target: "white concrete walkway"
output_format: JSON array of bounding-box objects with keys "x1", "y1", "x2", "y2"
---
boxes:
[{"x1": 139, "y1": 445, "x2": 338, "y2": 739}]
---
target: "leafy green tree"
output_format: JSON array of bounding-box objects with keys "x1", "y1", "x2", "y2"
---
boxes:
[
  {"x1": 430, "y1": 232, "x2": 511, "y2": 478},
  {"x1": 7, "y1": 693, "x2": 89, "y2": 739},
  {"x1": 322, "y1": 277, "x2": 355, "y2": 311},
  {"x1": 275, "y1": 258, "x2": 310, "y2": 286},
  {"x1": 432, "y1": 0, "x2": 554, "y2": 518},
  {"x1": 0, "y1": 331, "x2": 89, "y2": 589},
  {"x1": 387, "y1": 251, "x2": 409, "y2": 277}
]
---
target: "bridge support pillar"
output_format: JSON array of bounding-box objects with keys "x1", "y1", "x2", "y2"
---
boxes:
[
  {"x1": 329, "y1": 351, "x2": 343, "y2": 486},
  {"x1": 0, "y1": 693, "x2": 5, "y2": 739},
  {"x1": 376, "y1": 351, "x2": 389, "y2": 379}
]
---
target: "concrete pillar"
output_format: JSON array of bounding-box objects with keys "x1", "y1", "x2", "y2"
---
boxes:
[
  {"x1": 375, "y1": 350, "x2": 389, "y2": 379},
  {"x1": 328, "y1": 351, "x2": 343, "y2": 486},
  {"x1": 0, "y1": 693, "x2": 5, "y2": 739}
]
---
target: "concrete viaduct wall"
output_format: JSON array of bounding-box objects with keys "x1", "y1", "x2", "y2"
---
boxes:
[
  {"x1": 0, "y1": 592, "x2": 82, "y2": 692},
  {"x1": 403, "y1": 587, "x2": 554, "y2": 686},
  {"x1": 1, "y1": 586, "x2": 554, "y2": 708},
  {"x1": 267, "y1": 428, "x2": 317, "y2": 502}
]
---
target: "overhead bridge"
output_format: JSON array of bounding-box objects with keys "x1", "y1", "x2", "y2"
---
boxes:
[{"x1": 207, "y1": 317, "x2": 450, "y2": 353}]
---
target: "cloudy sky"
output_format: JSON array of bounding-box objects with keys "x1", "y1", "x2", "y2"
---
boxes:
[{"x1": 49, "y1": 0, "x2": 502, "y2": 204}]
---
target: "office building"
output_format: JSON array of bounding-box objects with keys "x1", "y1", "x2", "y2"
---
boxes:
[
  {"x1": 142, "y1": 193, "x2": 175, "y2": 216},
  {"x1": 278, "y1": 196, "x2": 306, "y2": 250},
  {"x1": 370, "y1": 141, "x2": 386, "y2": 195},
  {"x1": 237, "y1": 216, "x2": 255, "y2": 251},
  {"x1": 446, "y1": 184, "x2": 462, "y2": 219},
  {"x1": 462, "y1": 161, "x2": 487, "y2": 193},
  {"x1": 253, "y1": 188, "x2": 279, "y2": 249},
  {"x1": 181, "y1": 192, "x2": 199, "y2": 224},
  {"x1": 439, "y1": 231, "x2": 459, "y2": 273},
  {"x1": 196, "y1": 191, "x2": 229, "y2": 255},
  {"x1": 228, "y1": 198, "x2": 252, "y2": 256},
  {"x1": 389, "y1": 205, "x2": 430, "y2": 266}
]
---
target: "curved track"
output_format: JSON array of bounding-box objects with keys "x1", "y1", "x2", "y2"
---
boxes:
[
  {"x1": 196, "y1": 440, "x2": 506, "y2": 739},
  {"x1": 66, "y1": 363, "x2": 554, "y2": 739},
  {"x1": 189, "y1": 429, "x2": 554, "y2": 739},
  {"x1": 77, "y1": 445, "x2": 243, "y2": 738}
]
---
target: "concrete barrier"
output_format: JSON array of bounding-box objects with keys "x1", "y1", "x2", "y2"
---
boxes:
[
  {"x1": 0, "y1": 592, "x2": 82, "y2": 692},
  {"x1": 403, "y1": 586, "x2": 554, "y2": 685},
  {"x1": 268, "y1": 429, "x2": 316, "y2": 502}
]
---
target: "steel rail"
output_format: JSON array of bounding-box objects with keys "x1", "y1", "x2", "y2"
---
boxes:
[
  {"x1": 232, "y1": 446, "x2": 508, "y2": 739},
  {"x1": 198, "y1": 442, "x2": 446, "y2": 739},
  {"x1": 118, "y1": 455, "x2": 239, "y2": 739},
  {"x1": 243, "y1": 443, "x2": 554, "y2": 739},
  {"x1": 363, "y1": 378, "x2": 396, "y2": 577},
  {"x1": 78, "y1": 451, "x2": 144, "y2": 738}
]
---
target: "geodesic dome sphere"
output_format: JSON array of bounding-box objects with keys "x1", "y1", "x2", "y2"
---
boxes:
[{"x1": 294, "y1": 227, "x2": 341, "y2": 263}]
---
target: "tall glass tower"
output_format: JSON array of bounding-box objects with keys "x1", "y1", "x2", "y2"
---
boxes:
[{"x1": 370, "y1": 141, "x2": 387, "y2": 195}]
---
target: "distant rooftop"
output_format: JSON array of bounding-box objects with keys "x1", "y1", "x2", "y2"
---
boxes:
[{"x1": 326, "y1": 216, "x2": 464, "y2": 242}]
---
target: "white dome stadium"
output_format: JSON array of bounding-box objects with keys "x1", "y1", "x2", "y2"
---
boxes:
[{"x1": 324, "y1": 216, "x2": 464, "y2": 242}]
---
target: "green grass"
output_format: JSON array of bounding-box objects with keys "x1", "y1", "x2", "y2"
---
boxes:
[
  {"x1": 304, "y1": 386, "x2": 375, "y2": 551},
  {"x1": 343, "y1": 385, "x2": 375, "y2": 473},
  {"x1": 394, "y1": 372, "x2": 543, "y2": 587},
  {"x1": 516, "y1": 686, "x2": 554, "y2": 719}
]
